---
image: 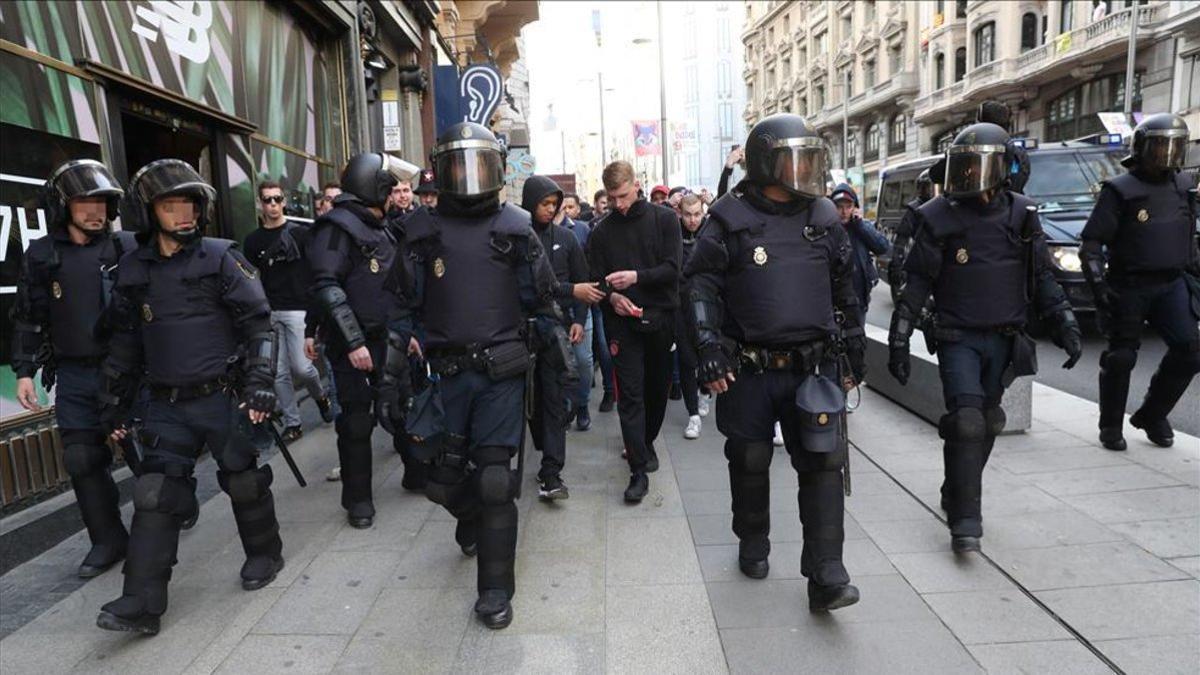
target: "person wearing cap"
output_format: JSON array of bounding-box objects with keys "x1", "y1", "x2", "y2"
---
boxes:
[
  {"x1": 649, "y1": 184, "x2": 670, "y2": 206},
  {"x1": 888, "y1": 122, "x2": 1082, "y2": 554},
  {"x1": 1080, "y1": 113, "x2": 1200, "y2": 452},
  {"x1": 830, "y1": 183, "x2": 890, "y2": 321},
  {"x1": 94, "y1": 159, "x2": 284, "y2": 635},
  {"x1": 686, "y1": 114, "x2": 866, "y2": 611},
  {"x1": 11, "y1": 159, "x2": 136, "y2": 580},
  {"x1": 414, "y1": 168, "x2": 438, "y2": 209}
]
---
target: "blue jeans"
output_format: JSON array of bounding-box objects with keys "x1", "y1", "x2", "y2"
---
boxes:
[
  {"x1": 937, "y1": 330, "x2": 1014, "y2": 411},
  {"x1": 271, "y1": 310, "x2": 326, "y2": 427},
  {"x1": 572, "y1": 313, "x2": 594, "y2": 408}
]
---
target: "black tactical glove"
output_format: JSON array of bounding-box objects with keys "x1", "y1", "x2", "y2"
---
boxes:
[
  {"x1": 697, "y1": 342, "x2": 736, "y2": 386},
  {"x1": 1091, "y1": 283, "x2": 1119, "y2": 334},
  {"x1": 1052, "y1": 309, "x2": 1083, "y2": 369},
  {"x1": 376, "y1": 372, "x2": 413, "y2": 436},
  {"x1": 887, "y1": 256, "x2": 906, "y2": 289},
  {"x1": 243, "y1": 385, "x2": 277, "y2": 416}
]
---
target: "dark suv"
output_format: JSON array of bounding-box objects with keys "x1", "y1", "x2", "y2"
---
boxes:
[{"x1": 875, "y1": 139, "x2": 1129, "y2": 314}]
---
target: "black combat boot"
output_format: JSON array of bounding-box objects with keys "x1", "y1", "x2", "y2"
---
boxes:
[
  {"x1": 72, "y1": 469, "x2": 128, "y2": 578},
  {"x1": 220, "y1": 466, "x2": 285, "y2": 591}
]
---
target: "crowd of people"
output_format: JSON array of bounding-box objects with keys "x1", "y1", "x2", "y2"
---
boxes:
[{"x1": 9, "y1": 102, "x2": 1196, "y2": 638}]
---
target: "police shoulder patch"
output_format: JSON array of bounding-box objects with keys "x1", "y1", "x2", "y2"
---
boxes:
[{"x1": 234, "y1": 258, "x2": 258, "y2": 279}]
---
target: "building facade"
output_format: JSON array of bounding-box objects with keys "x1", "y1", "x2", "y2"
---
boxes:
[
  {"x1": 663, "y1": 0, "x2": 749, "y2": 191},
  {"x1": 741, "y1": 0, "x2": 1200, "y2": 211},
  {"x1": 0, "y1": 0, "x2": 536, "y2": 506}
]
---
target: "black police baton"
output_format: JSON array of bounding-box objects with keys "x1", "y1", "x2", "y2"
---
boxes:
[
  {"x1": 115, "y1": 420, "x2": 144, "y2": 477},
  {"x1": 264, "y1": 421, "x2": 308, "y2": 487}
]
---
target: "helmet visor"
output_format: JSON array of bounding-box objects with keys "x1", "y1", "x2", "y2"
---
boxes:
[
  {"x1": 51, "y1": 160, "x2": 124, "y2": 201},
  {"x1": 1141, "y1": 133, "x2": 1188, "y2": 171},
  {"x1": 382, "y1": 155, "x2": 420, "y2": 185},
  {"x1": 767, "y1": 137, "x2": 829, "y2": 198},
  {"x1": 132, "y1": 160, "x2": 215, "y2": 204},
  {"x1": 434, "y1": 143, "x2": 506, "y2": 197},
  {"x1": 943, "y1": 146, "x2": 1007, "y2": 196}
]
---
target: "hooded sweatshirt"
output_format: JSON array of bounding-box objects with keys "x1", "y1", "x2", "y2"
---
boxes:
[{"x1": 522, "y1": 175, "x2": 588, "y2": 326}]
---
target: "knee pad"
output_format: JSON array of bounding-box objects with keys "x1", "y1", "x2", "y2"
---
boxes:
[
  {"x1": 939, "y1": 408, "x2": 987, "y2": 442},
  {"x1": 218, "y1": 465, "x2": 274, "y2": 504},
  {"x1": 133, "y1": 473, "x2": 192, "y2": 514},
  {"x1": 426, "y1": 459, "x2": 470, "y2": 507},
  {"x1": 335, "y1": 407, "x2": 374, "y2": 439},
  {"x1": 1100, "y1": 347, "x2": 1137, "y2": 375},
  {"x1": 727, "y1": 440, "x2": 773, "y2": 473},
  {"x1": 63, "y1": 443, "x2": 111, "y2": 478},
  {"x1": 983, "y1": 408, "x2": 1006, "y2": 437},
  {"x1": 477, "y1": 464, "x2": 516, "y2": 505}
]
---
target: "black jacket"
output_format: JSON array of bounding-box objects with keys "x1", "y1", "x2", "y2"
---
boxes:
[{"x1": 587, "y1": 199, "x2": 682, "y2": 314}]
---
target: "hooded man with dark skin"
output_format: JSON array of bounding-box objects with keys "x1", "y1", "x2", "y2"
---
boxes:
[{"x1": 519, "y1": 175, "x2": 603, "y2": 499}]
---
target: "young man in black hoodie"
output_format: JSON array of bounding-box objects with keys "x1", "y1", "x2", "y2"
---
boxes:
[
  {"x1": 587, "y1": 160, "x2": 683, "y2": 503},
  {"x1": 521, "y1": 175, "x2": 603, "y2": 499}
]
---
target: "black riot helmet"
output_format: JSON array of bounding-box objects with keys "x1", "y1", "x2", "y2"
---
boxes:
[
  {"x1": 744, "y1": 113, "x2": 830, "y2": 199},
  {"x1": 432, "y1": 122, "x2": 507, "y2": 198},
  {"x1": 42, "y1": 159, "x2": 124, "y2": 230},
  {"x1": 125, "y1": 159, "x2": 216, "y2": 240},
  {"x1": 915, "y1": 169, "x2": 936, "y2": 203},
  {"x1": 942, "y1": 123, "x2": 1010, "y2": 198},
  {"x1": 339, "y1": 152, "x2": 419, "y2": 209},
  {"x1": 1125, "y1": 113, "x2": 1189, "y2": 172}
]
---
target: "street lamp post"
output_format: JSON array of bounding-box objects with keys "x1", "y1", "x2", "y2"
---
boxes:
[
  {"x1": 633, "y1": 2, "x2": 670, "y2": 185},
  {"x1": 592, "y1": 11, "x2": 608, "y2": 165}
]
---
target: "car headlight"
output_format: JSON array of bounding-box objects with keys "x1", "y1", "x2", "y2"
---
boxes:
[{"x1": 1050, "y1": 245, "x2": 1082, "y2": 273}]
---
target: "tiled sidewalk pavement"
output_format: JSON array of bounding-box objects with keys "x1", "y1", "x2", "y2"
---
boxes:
[{"x1": 0, "y1": 380, "x2": 1196, "y2": 673}]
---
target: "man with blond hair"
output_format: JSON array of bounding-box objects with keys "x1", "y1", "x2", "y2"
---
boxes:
[{"x1": 587, "y1": 160, "x2": 682, "y2": 503}]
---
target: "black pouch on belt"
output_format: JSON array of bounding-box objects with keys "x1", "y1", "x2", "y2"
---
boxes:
[
  {"x1": 482, "y1": 341, "x2": 534, "y2": 381},
  {"x1": 1002, "y1": 331, "x2": 1039, "y2": 387},
  {"x1": 794, "y1": 372, "x2": 847, "y2": 455}
]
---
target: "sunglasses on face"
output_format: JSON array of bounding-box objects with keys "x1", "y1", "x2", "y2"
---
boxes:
[{"x1": 261, "y1": 195, "x2": 285, "y2": 204}]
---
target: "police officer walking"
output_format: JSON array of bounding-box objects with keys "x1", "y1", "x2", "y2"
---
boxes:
[
  {"x1": 308, "y1": 152, "x2": 418, "y2": 528},
  {"x1": 888, "y1": 123, "x2": 1083, "y2": 553},
  {"x1": 95, "y1": 160, "x2": 283, "y2": 635},
  {"x1": 11, "y1": 160, "x2": 134, "y2": 578},
  {"x1": 686, "y1": 114, "x2": 866, "y2": 611},
  {"x1": 887, "y1": 168, "x2": 936, "y2": 293},
  {"x1": 1080, "y1": 113, "x2": 1200, "y2": 451},
  {"x1": 379, "y1": 122, "x2": 558, "y2": 629}
]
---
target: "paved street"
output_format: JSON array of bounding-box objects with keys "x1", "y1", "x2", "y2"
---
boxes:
[
  {"x1": 1, "y1": 379, "x2": 1197, "y2": 673},
  {"x1": 864, "y1": 283, "x2": 1200, "y2": 438}
]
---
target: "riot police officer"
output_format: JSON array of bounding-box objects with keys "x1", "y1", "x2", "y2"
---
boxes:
[
  {"x1": 378, "y1": 122, "x2": 559, "y2": 629},
  {"x1": 95, "y1": 160, "x2": 282, "y2": 635},
  {"x1": 308, "y1": 152, "x2": 418, "y2": 528},
  {"x1": 686, "y1": 114, "x2": 866, "y2": 611},
  {"x1": 888, "y1": 123, "x2": 1083, "y2": 553},
  {"x1": 1080, "y1": 113, "x2": 1200, "y2": 451},
  {"x1": 11, "y1": 159, "x2": 134, "y2": 578},
  {"x1": 887, "y1": 168, "x2": 936, "y2": 292}
]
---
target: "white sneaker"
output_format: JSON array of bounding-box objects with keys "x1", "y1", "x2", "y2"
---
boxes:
[
  {"x1": 684, "y1": 415, "x2": 702, "y2": 440},
  {"x1": 326, "y1": 466, "x2": 341, "y2": 482},
  {"x1": 773, "y1": 422, "x2": 784, "y2": 447},
  {"x1": 698, "y1": 394, "x2": 711, "y2": 417}
]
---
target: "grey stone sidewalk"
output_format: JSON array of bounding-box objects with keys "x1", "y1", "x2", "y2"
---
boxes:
[{"x1": 1, "y1": 380, "x2": 1196, "y2": 673}]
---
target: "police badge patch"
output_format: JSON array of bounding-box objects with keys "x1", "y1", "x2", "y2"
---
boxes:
[
  {"x1": 51, "y1": 281, "x2": 62, "y2": 299},
  {"x1": 433, "y1": 257, "x2": 446, "y2": 278},
  {"x1": 142, "y1": 303, "x2": 153, "y2": 322},
  {"x1": 369, "y1": 258, "x2": 380, "y2": 274},
  {"x1": 955, "y1": 248, "x2": 969, "y2": 264},
  {"x1": 753, "y1": 246, "x2": 768, "y2": 266},
  {"x1": 1136, "y1": 208, "x2": 1150, "y2": 223}
]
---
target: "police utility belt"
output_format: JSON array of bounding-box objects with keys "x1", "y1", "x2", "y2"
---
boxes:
[
  {"x1": 737, "y1": 341, "x2": 828, "y2": 374},
  {"x1": 427, "y1": 341, "x2": 533, "y2": 381},
  {"x1": 148, "y1": 376, "x2": 231, "y2": 402}
]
